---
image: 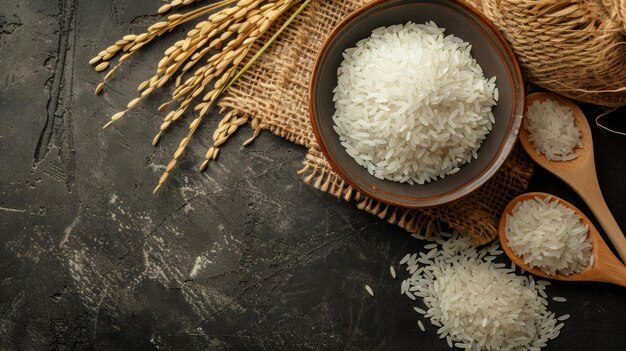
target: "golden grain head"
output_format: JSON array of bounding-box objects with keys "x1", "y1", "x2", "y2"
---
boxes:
[
  {"x1": 174, "y1": 147, "x2": 185, "y2": 160},
  {"x1": 158, "y1": 103, "x2": 170, "y2": 112},
  {"x1": 157, "y1": 171, "x2": 170, "y2": 186},
  {"x1": 173, "y1": 109, "x2": 185, "y2": 120},
  {"x1": 102, "y1": 52, "x2": 115, "y2": 61},
  {"x1": 104, "y1": 68, "x2": 116, "y2": 81},
  {"x1": 233, "y1": 117, "x2": 248, "y2": 126},
  {"x1": 189, "y1": 118, "x2": 201, "y2": 131},
  {"x1": 157, "y1": 76, "x2": 170, "y2": 88},
  {"x1": 152, "y1": 133, "x2": 162, "y2": 146},
  {"x1": 166, "y1": 159, "x2": 177, "y2": 172},
  {"x1": 110, "y1": 110, "x2": 126, "y2": 122},
  {"x1": 199, "y1": 160, "x2": 209, "y2": 172},
  {"x1": 135, "y1": 33, "x2": 149, "y2": 42},
  {"x1": 165, "y1": 110, "x2": 176, "y2": 122},
  {"x1": 119, "y1": 53, "x2": 131, "y2": 63},
  {"x1": 93, "y1": 0, "x2": 306, "y2": 190},
  {"x1": 137, "y1": 80, "x2": 150, "y2": 91},
  {"x1": 205, "y1": 147, "x2": 215, "y2": 158},
  {"x1": 149, "y1": 22, "x2": 169, "y2": 32},
  {"x1": 141, "y1": 87, "x2": 154, "y2": 97},
  {"x1": 158, "y1": 4, "x2": 172, "y2": 13},
  {"x1": 160, "y1": 120, "x2": 172, "y2": 132},
  {"x1": 242, "y1": 135, "x2": 255, "y2": 147},
  {"x1": 127, "y1": 98, "x2": 141, "y2": 109},
  {"x1": 130, "y1": 42, "x2": 147, "y2": 52},
  {"x1": 168, "y1": 14, "x2": 183, "y2": 21},
  {"x1": 217, "y1": 123, "x2": 229, "y2": 134},
  {"x1": 181, "y1": 99, "x2": 192, "y2": 108},
  {"x1": 158, "y1": 56, "x2": 170, "y2": 69},
  {"x1": 95, "y1": 83, "x2": 104, "y2": 95},
  {"x1": 95, "y1": 62, "x2": 109, "y2": 72}
]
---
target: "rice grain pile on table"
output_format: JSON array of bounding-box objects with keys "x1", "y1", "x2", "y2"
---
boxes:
[
  {"x1": 397, "y1": 232, "x2": 566, "y2": 350},
  {"x1": 332, "y1": 22, "x2": 497, "y2": 184},
  {"x1": 505, "y1": 197, "x2": 593, "y2": 276},
  {"x1": 525, "y1": 100, "x2": 583, "y2": 161}
]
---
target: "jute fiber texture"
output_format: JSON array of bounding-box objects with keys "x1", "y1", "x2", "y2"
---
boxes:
[
  {"x1": 219, "y1": 0, "x2": 534, "y2": 244},
  {"x1": 474, "y1": 0, "x2": 626, "y2": 107}
]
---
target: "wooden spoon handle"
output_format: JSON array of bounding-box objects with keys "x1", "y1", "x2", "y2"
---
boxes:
[
  {"x1": 588, "y1": 198, "x2": 626, "y2": 264},
  {"x1": 597, "y1": 259, "x2": 626, "y2": 288},
  {"x1": 571, "y1": 173, "x2": 626, "y2": 264}
]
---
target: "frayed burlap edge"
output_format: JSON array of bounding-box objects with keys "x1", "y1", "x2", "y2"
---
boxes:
[{"x1": 297, "y1": 145, "x2": 534, "y2": 245}]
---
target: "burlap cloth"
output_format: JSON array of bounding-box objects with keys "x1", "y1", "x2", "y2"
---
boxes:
[{"x1": 220, "y1": 0, "x2": 535, "y2": 245}]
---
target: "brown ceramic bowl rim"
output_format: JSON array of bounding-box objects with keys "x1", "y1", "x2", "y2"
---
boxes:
[{"x1": 309, "y1": 0, "x2": 525, "y2": 209}]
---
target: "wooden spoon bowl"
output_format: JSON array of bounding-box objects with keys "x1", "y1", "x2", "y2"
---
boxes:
[
  {"x1": 520, "y1": 92, "x2": 593, "y2": 173},
  {"x1": 519, "y1": 92, "x2": 626, "y2": 263},
  {"x1": 499, "y1": 192, "x2": 626, "y2": 287}
]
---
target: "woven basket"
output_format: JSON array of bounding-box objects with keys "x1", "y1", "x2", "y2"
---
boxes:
[{"x1": 472, "y1": 0, "x2": 626, "y2": 107}]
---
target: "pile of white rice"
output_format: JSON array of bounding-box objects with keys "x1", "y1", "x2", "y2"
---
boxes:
[
  {"x1": 525, "y1": 99, "x2": 582, "y2": 161},
  {"x1": 399, "y1": 232, "x2": 564, "y2": 350},
  {"x1": 505, "y1": 196, "x2": 592, "y2": 276},
  {"x1": 332, "y1": 22, "x2": 497, "y2": 184}
]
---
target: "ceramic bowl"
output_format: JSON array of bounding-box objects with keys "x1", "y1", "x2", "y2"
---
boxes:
[{"x1": 309, "y1": 0, "x2": 524, "y2": 209}]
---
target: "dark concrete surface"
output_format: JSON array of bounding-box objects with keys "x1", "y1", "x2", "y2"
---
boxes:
[{"x1": 1, "y1": 1, "x2": 625, "y2": 350}]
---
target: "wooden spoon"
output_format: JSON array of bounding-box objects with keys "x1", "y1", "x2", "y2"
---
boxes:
[
  {"x1": 519, "y1": 92, "x2": 626, "y2": 263},
  {"x1": 499, "y1": 192, "x2": 626, "y2": 287}
]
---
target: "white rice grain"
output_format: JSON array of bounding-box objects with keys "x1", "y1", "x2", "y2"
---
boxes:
[
  {"x1": 414, "y1": 307, "x2": 426, "y2": 314},
  {"x1": 365, "y1": 285, "x2": 374, "y2": 297}
]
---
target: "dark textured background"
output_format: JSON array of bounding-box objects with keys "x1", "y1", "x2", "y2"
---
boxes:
[{"x1": 1, "y1": 1, "x2": 625, "y2": 350}]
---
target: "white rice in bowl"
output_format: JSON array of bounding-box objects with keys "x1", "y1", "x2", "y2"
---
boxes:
[
  {"x1": 332, "y1": 22, "x2": 497, "y2": 185},
  {"x1": 524, "y1": 99, "x2": 582, "y2": 161},
  {"x1": 505, "y1": 196, "x2": 592, "y2": 276}
]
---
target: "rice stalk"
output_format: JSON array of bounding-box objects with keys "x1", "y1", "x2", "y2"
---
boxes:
[
  {"x1": 90, "y1": 0, "x2": 240, "y2": 94},
  {"x1": 199, "y1": 0, "x2": 312, "y2": 171},
  {"x1": 92, "y1": 0, "x2": 311, "y2": 192},
  {"x1": 154, "y1": 0, "x2": 308, "y2": 193},
  {"x1": 158, "y1": 0, "x2": 204, "y2": 14}
]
